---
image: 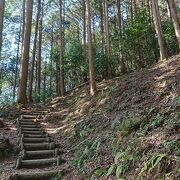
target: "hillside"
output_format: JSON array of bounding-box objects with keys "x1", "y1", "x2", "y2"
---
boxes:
[{"x1": 0, "y1": 54, "x2": 180, "y2": 179}]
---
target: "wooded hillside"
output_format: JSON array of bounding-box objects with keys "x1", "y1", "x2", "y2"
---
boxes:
[
  {"x1": 0, "y1": 0, "x2": 180, "y2": 103},
  {"x1": 0, "y1": 0, "x2": 179, "y2": 179}
]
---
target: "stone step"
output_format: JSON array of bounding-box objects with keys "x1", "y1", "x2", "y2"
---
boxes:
[
  {"x1": 21, "y1": 134, "x2": 49, "y2": 138},
  {"x1": 20, "y1": 127, "x2": 42, "y2": 131},
  {"x1": 21, "y1": 142, "x2": 55, "y2": 150},
  {"x1": 10, "y1": 170, "x2": 61, "y2": 179},
  {"x1": 19, "y1": 124, "x2": 41, "y2": 128},
  {"x1": 15, "y1": 156, "x2": 60, "y2": 169},
  {"x1": 19, "y1": 130, "x2": 45, "y2": 135},
  {"x1": 21, "y1": 149, "x2": 58, "y2": 159},
  {"x1": 19, "y1": 119, "x2": 36, "y2": 122},
  {"x1": 22, "y1": 137, "x2": 50, "y2": 143},
  {"x1": 21, "y1": 115, "x2": 37, "y2": 119},
  {"x1": 18, "y1": 122, "x2": 39, "y2": 126}
]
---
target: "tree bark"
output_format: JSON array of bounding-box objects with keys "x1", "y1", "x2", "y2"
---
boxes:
[
  {"x1": 28, "y1": 0, "x2": 41, "y2": 102},
  {"x1": 151, "y1": 0, "x2": 168, "y2": 60},
  {"x1": 99, "y1": 0, "x2": 104, "y2": 51},
  {"x1": 86, "y1": 0, "x2": 97, "y2": 96},
  {"x1": 37, "y1": 0, "x2": 43, "y2": 101},
  {"x1": 167, "y1": 0, "x2": 180, "y2": 50},
  {"x1": 21, "y1": 0, "x2": 26, "y2": 58},
  {"x1": 43, "y1": 61, "x2": 47, "y2": 101},
  {"x1": 17, "y1": 0, "x2": 34, "y2": 104},
  {"x1": 104, "y1": 0, "x2": 112, "y2": 77},
  {"x1": 58, "y1": 0, "x2": 65, "y2": 96},
  {"x1": 13, "y1": 22, "x2": 22, "y2": 101},
  {"x1": 0, "y1": 0, "x2": 5, "y2": 95},
  {"x1": 0, "y1": 0, "x2": 5, "y2": 58},
  {"x1": 49, "y1": 20, "x2": 54, "y2": 94},
  {"x1": 82, "y1": 0, "x2": 87, "y2": 82}
]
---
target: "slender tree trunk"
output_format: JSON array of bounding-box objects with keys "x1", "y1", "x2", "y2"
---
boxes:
[
  {"x1": 28, "y1": 0, "x2": 41, "y2": 102},
  {"x1": 21, "y1": 0, "x2": 26, "y2": 57},
  {"x1": 116, "y1": 0, "x2": 127, "y2": 74},
  {"x1": 82, "y1": 0, "x2": 87, "y2": 82},
  {"x1": 17, "y1": 0, "x2": 34, "y2": 104},
  {"x1": 37, "y1": 0, "x2": 43, "y2": 101},
  {"x1": 92, "y1": 16, "x2": 96, "y2": 42},
  {"x1": 13, "y1": 23, "x2": 22, "y2": 101},
  {"x1": 43, "y1": 61, "x2": 47, "y2": 101},
  {"x1": 99, "y1": 0, "x2": 104, "y2": 51},
  {"x1": 151, "y1": 0, "x2": 168, "y2": 60},
  {"x1": 49, "y1": 21, "x2": 54, "y2": 94},
  {"x1": 104, "y1": 0, "x2": 112, "y2": 77},
  {"x1": 86, "y1": 0, "x2": 97, "y2": 96},
  {"x1": 0, "y1": 0, "x2": 5, "y2": 95},
  {"x1": 167, "y1": 0, "x2": 180, "y2": 50},
  {"x1": 0, "y1": 0, "x2": 5, "y2": 58},
  {"x1": 130, "y1": 0, "x2": 133, "y2": 23},
  {"x1": 133, "y1": 0, "x2": 137, "y2": 18},
  {"x1": 115, "y1": 0, "x2": 121, "y2": 34},
  {"x1": 58, "y1": 0, "x2": 65, "y2": 96},
  {"x1": 35, "y1": 59, "x2": 38, "y2": 100}
]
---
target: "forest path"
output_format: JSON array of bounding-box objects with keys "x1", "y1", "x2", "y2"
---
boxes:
[{"x1": 11, "y1": 106, "x2": 63, "y2": 180}]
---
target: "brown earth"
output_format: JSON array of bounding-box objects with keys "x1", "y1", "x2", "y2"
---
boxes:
[{"x1": 0, "y1": 54, "x2": 179, "y2": 179}]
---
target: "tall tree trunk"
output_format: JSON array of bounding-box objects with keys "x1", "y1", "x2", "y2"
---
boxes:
[
  {"x1": 43, "y1": 61, "x2": 47, "y2": 101},
  {"x1": 99, "y1": 0, "x2": 104, "y2": 51},
  {"x1": 167, "y1": 0, "x2": 180, "y2": 50},
  {"x1": 58, "y1": 0, "x2": 65, "y2": 96},
  {"x1": 21, "y1": 0, "x2": 26, "y2": 58},
  {"x1": 17, "y1": 0, "x2": 34, "y2": 104},
  {"x1": 49, "y1": 20, "x2": 54, "y2": 94},
  {"x1": 104, "y1": 0, "x2": 112, "y2": 77},
  {"x1": 28, "y1": 0, "x2": 41, "y2": 102},
  {"x1": 151, "y1": 0, "x2": 168, "y2": 60},
  {"x1": 37, "y1": 0, "x2": 43, "y2": 101},
  {"x1": 0, "y1": 0, "x2": 5, "y2": 58},
  {"x1": 115, "y1": 0, "x2": 127, "y2": 74},
  {"x1": 0, "y1": 0, "x2": 5, "y2": 95},
  {"x1": 82, "y1": 0, "x2": 87, "y2": 82},
  {"x1": 86, "y1": 0, "x2": 97, "y2": 96},
  {"x1": 13, "y1": 22, "x2": 22, "y2": 101},
  {"x1": 115, "y1": 0, "x2": 121, "y2": 34}
]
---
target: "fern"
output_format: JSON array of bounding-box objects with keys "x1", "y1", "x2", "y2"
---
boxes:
[{"x1": 139, "y1": 154, "x2": 167, "y2": 177}]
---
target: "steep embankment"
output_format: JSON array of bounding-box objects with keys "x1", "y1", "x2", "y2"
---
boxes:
[
  {"x1": 43, "y1": 54, "x2": 179, "y2": 179},
  {"x1": 0, "y1": 55, "x2": 179, "y2": 179}
]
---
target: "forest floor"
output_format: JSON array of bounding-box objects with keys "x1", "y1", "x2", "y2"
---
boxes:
[{"x1": 0, "y1": 54, "x2": 180, "y2": 179}]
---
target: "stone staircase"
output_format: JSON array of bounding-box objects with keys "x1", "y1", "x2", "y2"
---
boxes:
[{"x1": 12, "y1": 108, "x2": 62, "y2": 179}]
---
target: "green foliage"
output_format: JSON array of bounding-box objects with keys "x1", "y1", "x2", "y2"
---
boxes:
[
  {"x1": 119, "y1": 9, "x2": 158, "y2": 70},
  {"x1": 176, "y1": 96, "x2": 180, "y2": 104},
  {"x1": 79, "y1": 125, "x2": 92, "y2": 140},
  {"x1": 162, "y1": 20, "x2": 179, "y2": 55},
  {"x1": 74, "y1": 137, "x2": 101, "y2": 169},
  {"x1": 164, "y1": 140, "x2": 180, "y2": 155},
  {"x1": 116, "y1": 164, "x2": 129, "y2": 178},
  {"x1": 150, "y1": 113, "x2": 164, "y2": 129},
  {"x1": 145, "y1": 107, "x2": 156, "y2": 118},
  {"x1": 139, "y1": 154, "x2": 167, "y2": 177},
  {"x1": 119, "y1": 117, "x2": 142, "y2": 135},
  {"x1": 107, "y1": 151, "x2": 134, "y2": 178},
  {"x1": 93, "y1": 168, "x2": 106, "y2": 177},
  {"x1": 107, "y1": 164, "x2": 116, "y2": 176},
  {"x1": 55, "y1": 172, "x2": 63, "y2": 180}
]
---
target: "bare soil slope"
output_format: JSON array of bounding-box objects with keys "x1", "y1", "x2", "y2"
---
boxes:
[
  {"x1": 0, "y1": 54, "x2": 179, "y2": 179},
  {"x1": 43, "y1": 54, "x2": 179, "y2": 179}
]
